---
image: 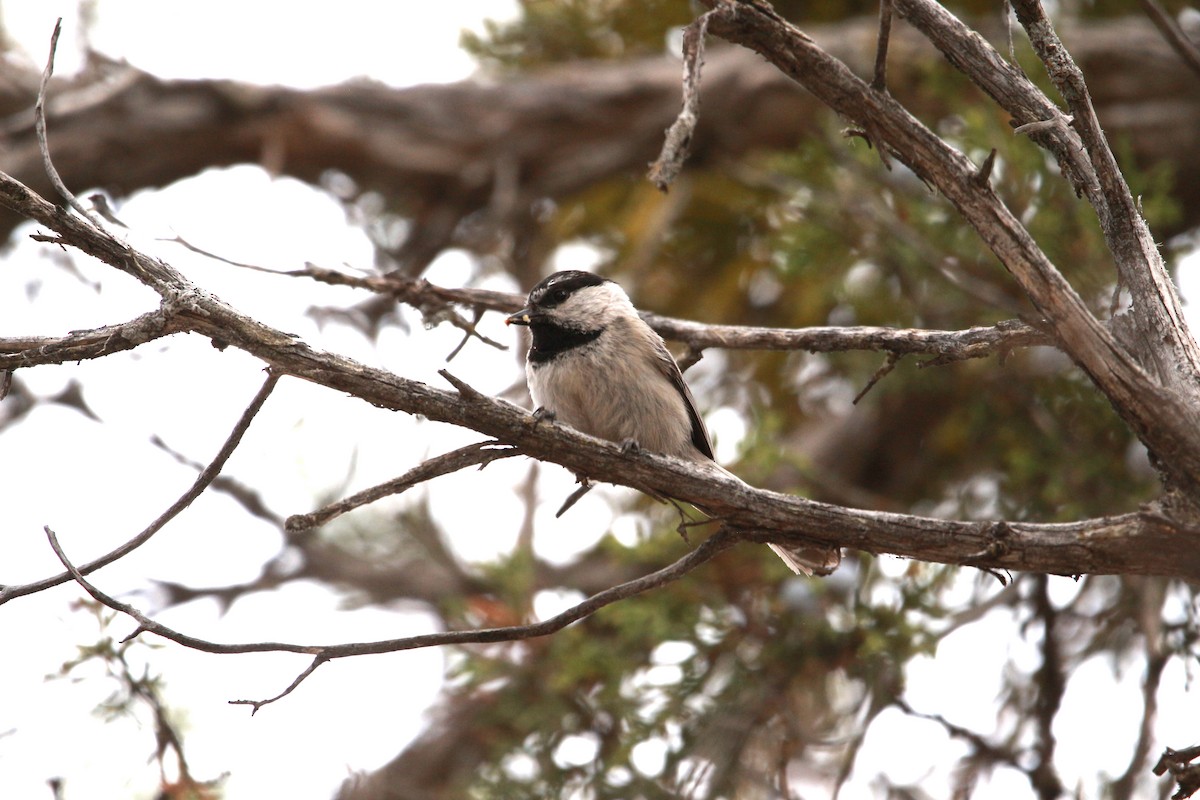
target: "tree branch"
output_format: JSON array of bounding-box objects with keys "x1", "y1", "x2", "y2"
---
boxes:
[
  {"x1": 34, "y1": 18, "x2": 104, "y2": 229},
  {"x1": 285, "y1": 440, "x2": 522, "y2": 532},
  {"x1": 0, "y1": 305, "x2": 184, "y2": 368},
  {"x1": 1010, "y1": 0, "x2": 1200, "y2": 382},
  {"x1": 225, "y1": 258, "x2": 1055, "y2": 363},
  {"x1": 892, "y1": 0, "x2": 1200, "y2": 388},
  {"x1": 0, "y1": 263, "x2": 1050, "y2": 371},
  {"x1": 46, "y1": 521, "x2": 742, "y2": 709},
  {"x1": 694, "y1": 0, "x2": 1200, "y2": 504},
  {"x1": 0, "y1": 169, "x2": 1196, "y2": 579},
  {"x1": 1137, "y1": 0, "x2": 1200, "y2": 80}
]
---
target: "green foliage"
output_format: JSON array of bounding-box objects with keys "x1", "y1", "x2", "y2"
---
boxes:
[
  {"x1": 54, "y1": 601, "x2": 222, "y2": 799},
  {"x1": 462, "y1": 0, "x2": 694, "y2": 68}
]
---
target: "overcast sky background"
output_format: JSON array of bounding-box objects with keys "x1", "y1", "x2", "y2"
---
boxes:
[{"x1": 1, "y1": 2, "x2": 1196, "y2": 799}]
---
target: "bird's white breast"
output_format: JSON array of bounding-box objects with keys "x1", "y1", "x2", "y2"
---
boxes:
[{"x1": 527, "y1": 317, "x2": 698, "y2": 459}]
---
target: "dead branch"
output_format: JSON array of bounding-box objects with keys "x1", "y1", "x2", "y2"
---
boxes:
[
  {"x1": 46, "y1": 522, "x2": 741, "y2": 710},
  {"x1": 696, "y1": 0, "x2": 1200, "y2": 506},
  {"x1": 649, "y1": 8, "x2": 713, "y2": 190},
  {"x1": 285, "y1": 441, "x2": 522, "y2": 532},
  {"x1": 0, "y1": 169, "x2": 1196, "y2": 579},
  {"x1": 1137, "y1": 0, "x2": 1200, "y2": 80},
  {"x1": 0, "y1": 270, "x2": 1052, "y2": 371},
  {"x1": 0, "y1": 305, "x2": 184, "y2": 368},
  {"x1": 34, "y1": 17, "x2": 102, "y2": 229}
]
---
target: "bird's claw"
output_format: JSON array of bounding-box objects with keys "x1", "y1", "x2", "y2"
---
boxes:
[{"x1": 620, "y1": 438, "x2": 641, "y2": 455}]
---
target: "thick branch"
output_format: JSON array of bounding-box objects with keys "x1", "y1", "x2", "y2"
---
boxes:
[
  {"x1": 0, "y1": 170, "x2": 1197, "y2": 579},
  {"x1": 892, "y1": 0, "x2": 1200, "y2": 389},
  {"x1": 695, "y1": 0, "x2": 1200, "y2": 502}
]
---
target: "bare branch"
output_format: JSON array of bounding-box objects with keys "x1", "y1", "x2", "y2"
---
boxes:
[
  {"x1": 231, "y1": 657, "x2": 328, "y2": 715},
  {"x1": 0, "y1": 171, "x2": 1197, "y2": 578},
  {"x1": 161, "y1": 231, "x2": 293, "y2": 274},
  {"x1": 0, "y1": 370, "x2": 280, "y2": 604},
  {"x1": 47, "y1": 521, "x2": 741, "y2": 708},
  {"x1": 895, "y1": 0, "x2": 1200, "y2": 388},
  {"x1": 695, "y1": 0, "x2": 1200, "y2": 501},
  {"x1": 649, "y1": 8, "x2": 713, "y2": 190},
  {"x1": 274, "y1": 262, "x2": 1054, "y2": 363},
  {"x1": 0, "y1": 305, "x2": 183, "y2": 368},
  {"x1": 872, "y1": 0, "x2": 894, "y2": 92},
  {"x1": 852, "y1": 351, "x2": 901, "y2": 405},
  {"x1": 35, "y1": 19, "x2": 104, "y2": 229},
  {"x1": 285, "y1": 441, "x2": 522, "y2": 532},
  {"x1": 1137, "y1": 0, "x2": 1200, "y2": 80}
]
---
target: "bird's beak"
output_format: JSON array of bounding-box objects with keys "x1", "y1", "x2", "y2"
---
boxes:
[{"x1": 505, "y1": 307, "x2": 533, "y2": 326}]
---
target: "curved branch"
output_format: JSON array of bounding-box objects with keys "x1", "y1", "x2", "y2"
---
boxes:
[{"x1": 46, "y1": 521, "x2": 742, "y2": 709}]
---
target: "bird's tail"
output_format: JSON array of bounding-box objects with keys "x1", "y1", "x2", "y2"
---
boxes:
[
  {"x1": 768, "y1": 543, "x2": 842, "y2": 577},
  {"x1": 697, "y1": 459, "x2": 842, "y2": 577}
]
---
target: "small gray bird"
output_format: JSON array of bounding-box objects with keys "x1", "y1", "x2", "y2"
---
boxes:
[{"x1": 506, "y1": 270, "x2": 839, "y2": 577}]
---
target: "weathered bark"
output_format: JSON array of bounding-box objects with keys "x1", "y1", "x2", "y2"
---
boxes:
[
  {"x1": 0, "y1": 172, "x2": 1195, "y2": 582},
  {"x1": 1, "y1": 14, "x2": 1198, "y2": 266}
]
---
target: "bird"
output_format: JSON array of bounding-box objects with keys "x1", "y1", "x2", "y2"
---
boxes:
[{"x1": 505, "y1": 269, "x2": 840, "y2": 577}]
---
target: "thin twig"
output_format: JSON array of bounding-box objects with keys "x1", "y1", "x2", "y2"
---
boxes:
[
  {"x1": 1004, "y1": 0, "x2": 1016, "y2": 64},
  {"x1": 162, "y1": 231, "x2": 295, "y2": 274},
  {"x1": 1138, "y1": 0, "x2": 1200, "y2": 80},
  {"x1": 165, "y1": 262, "x2": 1050, "y2": 363},
  {"x1": 853, "y1": 351, "x2": 901, "y2": 404},
  {"x1": 0, "y1": 371, "x2": 281, "y2": 604},
  {"x1": 872, "y1": 0, "x2": 894, "y2": 92},
  {"x1": 35, "y1": 19, "x2": 104, "y2": 228},
  {"x1": 231, "y1": 657, "x2": 328, "y2": 715},
  {"x1": 47, "y1": 523, "x2": 741, "y2": 710},
  {"x1": 649, "y1": 8, "x2": 713, "y2": 190},
  {"x1": 285, "y1": 441, "x2": 522, "y2": 531}
]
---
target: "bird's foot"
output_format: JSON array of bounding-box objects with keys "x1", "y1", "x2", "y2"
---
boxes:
[
  {"x1": 619, "y1": 438, "x2": 641, "y2": 455},
  {"x1": 531, "y1": 407, "x2": 557, "y2": 425}
]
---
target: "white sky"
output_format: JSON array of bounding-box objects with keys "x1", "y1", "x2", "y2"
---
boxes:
[{"x1": 0, "y1": 2, "x2": 1196, "y2": 799}]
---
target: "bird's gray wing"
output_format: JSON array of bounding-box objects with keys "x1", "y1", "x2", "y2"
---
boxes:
[
  {"x1": 649, "y1": 334, "x2": 842, "y2": 576},
  {"x1": 649, "y1": 337, "x2": 714, "y2": 460}
]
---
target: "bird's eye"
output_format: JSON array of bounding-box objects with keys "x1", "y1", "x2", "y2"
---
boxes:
[{"x1": 546, "y1": 287, "x2": 570, "y2": 305}]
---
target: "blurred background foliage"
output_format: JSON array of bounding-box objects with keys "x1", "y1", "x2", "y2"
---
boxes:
[
  {"x1": 16, "y1": 0, "x2": 1196, "y2": 797},
  {"x1": 437, "y1": 1, "x2": 1196, "y2": 798}
]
